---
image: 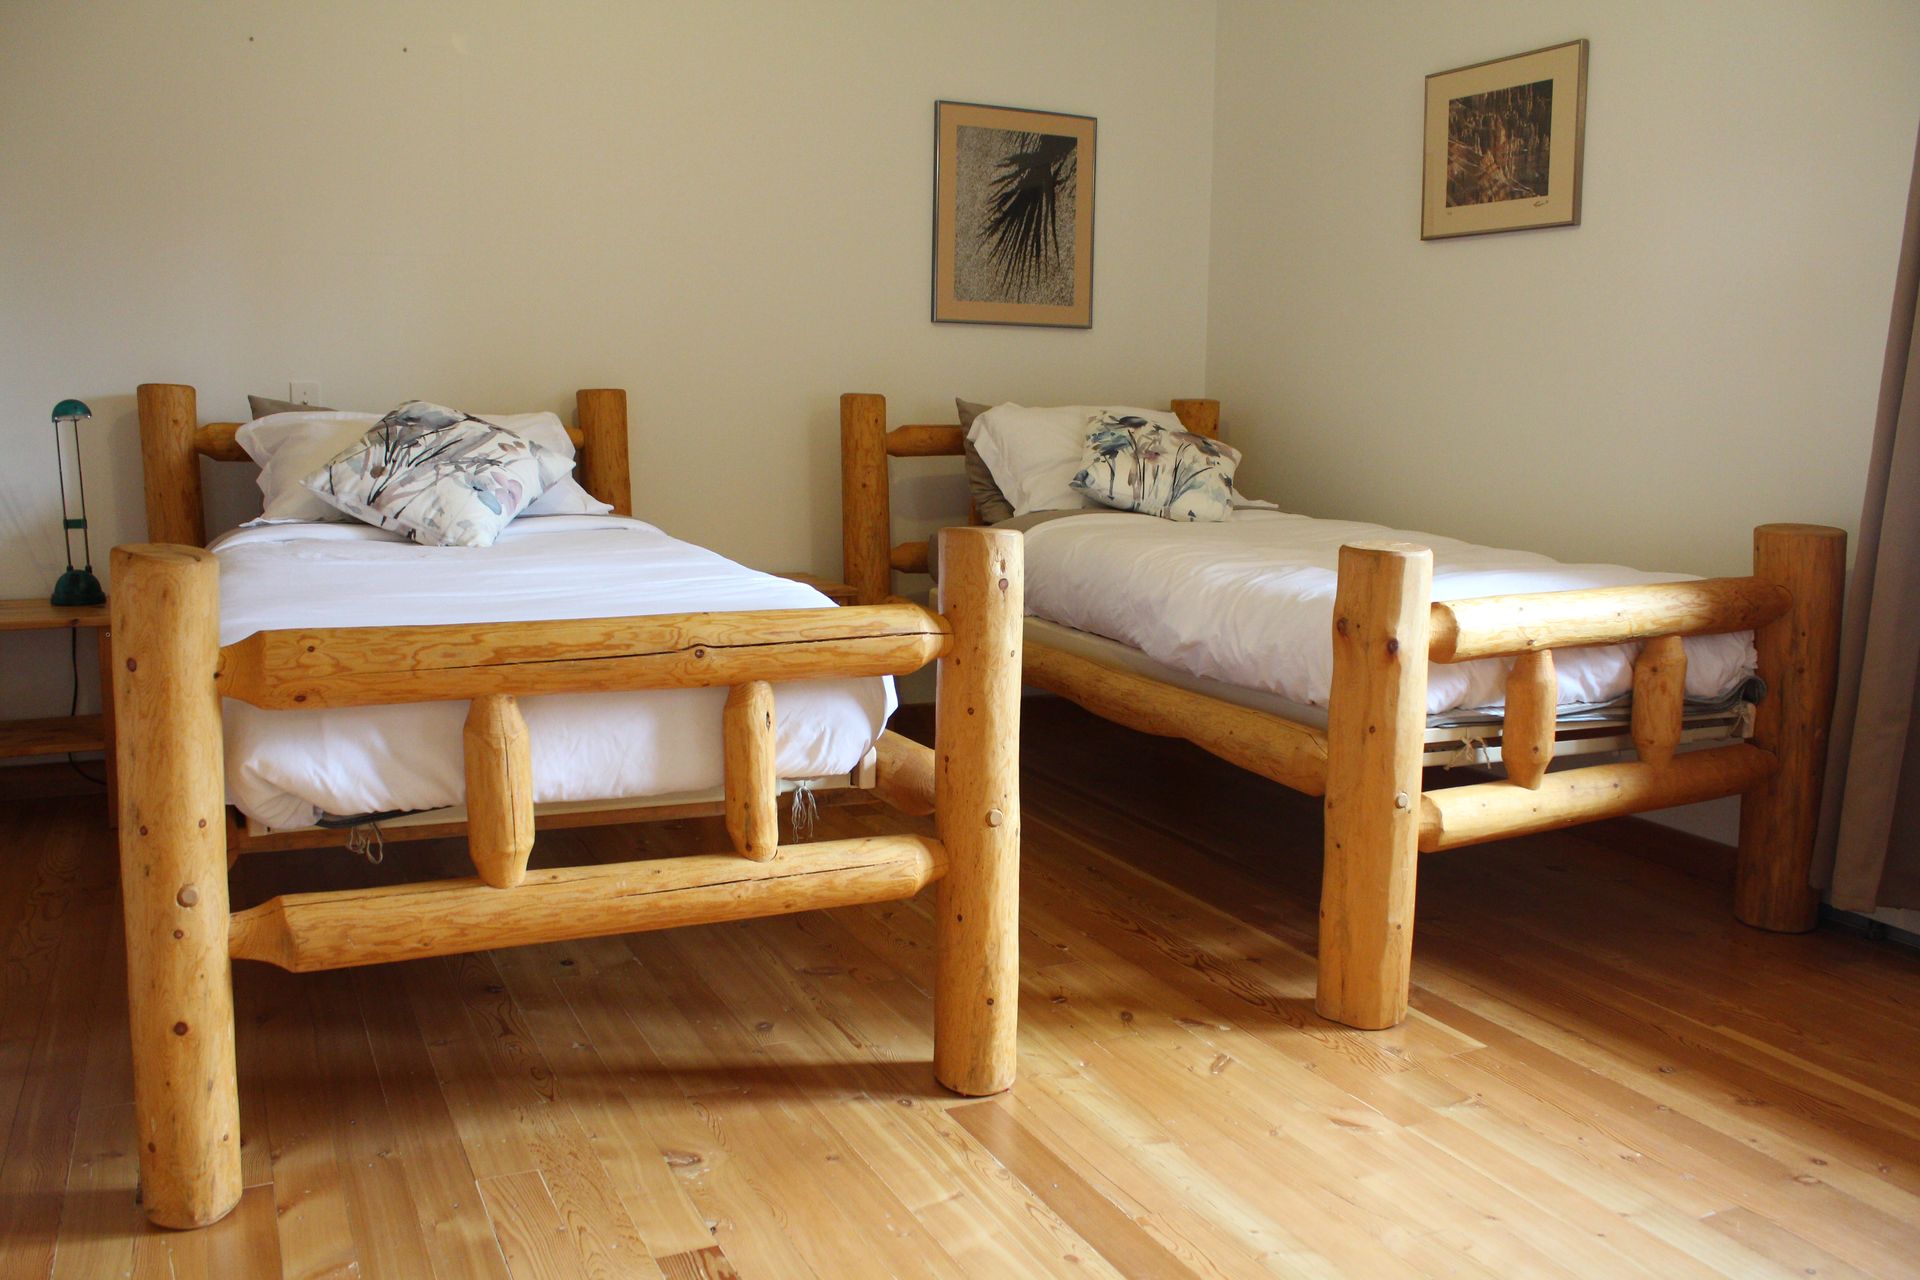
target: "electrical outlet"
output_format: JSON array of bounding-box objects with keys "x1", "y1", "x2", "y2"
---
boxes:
[{"x1": 289, "y1": 381, "x2": 322, "y2": 406}]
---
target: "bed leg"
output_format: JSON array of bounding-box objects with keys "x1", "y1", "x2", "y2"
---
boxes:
[
  {"x1": 1735, "y1": 524, "x2": 1846, "y2": 932},
  {"x1": 933, "y1": 526, "x2": 1022, "y2": 1095},
  {"x1": 1317, "y1": 542, "x2": 1433, "y2": 1030},
  {"x1": 111, "y1": 544, "x2": 241, "y2": 1229}
]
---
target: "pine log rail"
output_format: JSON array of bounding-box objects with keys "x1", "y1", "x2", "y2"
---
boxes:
[
  {"x1": 214, "y1": 604, "x2": 950, "y2": 709},
  {"x1": 228, "y1": 836, "x2": 946, "y2": 972},
  {"x1": 1427, "y1": 575, "x2": 1792, "y2": 663},
  {"x1": 111, "y1": 522, "x2": 1022, "y2": 1231},
  {"x1": 1418, "y1": 743, "x2": 1777, "y2": 851},
  {"x1": 1023, "y1": 640, "x2": 1329, "y2": 795}
]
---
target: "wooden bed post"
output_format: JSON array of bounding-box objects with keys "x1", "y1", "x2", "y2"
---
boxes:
[
  {"x1": 111, "y1": 544, "x2": 241, "y2": 1229},
  {"x1": 841, "y1": 393, "x2": 892, "y2": 605},
  {"x1": 1317, "y1": 542, "x2": 1433, "y2": 1030},
  {"x1": 575, "y1": 388, "x2": 633, "y2": 516},
  {"x1": 933, "y1": 526, "x2": 1022, "y2": 1095},
  {"x1": 1170, "y1": 397, "x2": 1221, "y2": 439},
  {"x1": 1735, "y1": 523, "x2": 1846, "y2": 932},
  {"x1": 136, "y1": 383, "x2": 207, "y2": 547}
]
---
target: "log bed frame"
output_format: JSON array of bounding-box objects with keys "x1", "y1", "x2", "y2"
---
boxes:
[
  {"x1": 839, "y1": 391, "x2": 1846, "y2": 1033},
  {"x1": 119, "y1": 384, "x2": 1023, "y2": 1229}
]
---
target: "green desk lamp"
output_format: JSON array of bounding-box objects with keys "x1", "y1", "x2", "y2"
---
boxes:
[{"x1": 50, "y1": 398, "x2": 105, "y2": 607}]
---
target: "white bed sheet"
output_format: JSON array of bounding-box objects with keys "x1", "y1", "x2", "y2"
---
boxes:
[
  {"x1": 210, "y1": 516, "x2": 895, "y2": 830},
  {"x1": 1020, "y1": 510, "x2": 1757, "y2": 716}
]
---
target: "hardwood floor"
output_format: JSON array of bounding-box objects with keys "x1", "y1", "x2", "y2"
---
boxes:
[{"x1": 5, "y1": 699, "x2": 1920, "y2": 1278}]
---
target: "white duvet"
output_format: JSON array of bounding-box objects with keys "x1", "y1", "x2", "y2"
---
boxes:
[
  {"x1": 1021, "y1": 510, "x2": 1757, "y2": 715},
  {"x1": 211, "y1": 516, "x2": 895, "y2": 830}
]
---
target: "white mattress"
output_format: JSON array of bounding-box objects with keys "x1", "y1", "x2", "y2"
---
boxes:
[
  {"x1": 1020, "y1": 509, "x2": 1757, "y2": 716},
  {"x1": 211, "y1": 516, "x2": 895, "y2": 830}
]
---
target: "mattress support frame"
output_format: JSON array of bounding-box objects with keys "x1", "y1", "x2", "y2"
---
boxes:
[
  {"x1": 120, "y1": 385, "x2": 1025, "y2": 1231},
  {"x1": 839, "y1": 391, "x2": 1846, "y2": 1032}
]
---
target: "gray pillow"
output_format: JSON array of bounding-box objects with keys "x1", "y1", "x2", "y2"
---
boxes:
[
  {"x1": 249, "y1": 394, "x2": 334, "y2": 418},
  {"x1": 958, "y1": 397, "x2": 1015, "y2": 525}
]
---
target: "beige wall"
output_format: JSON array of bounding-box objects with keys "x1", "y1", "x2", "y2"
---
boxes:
[
  {"x1": 0, "y1": 0, "x2": 1216, "y2": 718},
  {"x1": 1205, "y1": 0, "x2": 1920, "y2": 841},
  {"x1": 1208, "y1": 0, "x2": 1919, "y2": 576}
]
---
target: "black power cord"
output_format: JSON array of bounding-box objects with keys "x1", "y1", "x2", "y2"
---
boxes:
[{"x1": 66, "y1": 627, "x2": 106, "y2": 787}]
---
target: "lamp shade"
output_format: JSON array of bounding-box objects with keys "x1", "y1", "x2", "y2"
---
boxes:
[{"x1": 52, "y1": 398, "x2": 92, "y2": 424}]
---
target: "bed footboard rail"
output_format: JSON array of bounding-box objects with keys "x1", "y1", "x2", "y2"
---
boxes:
[
  {"x1": 1317, "y1": 524, "x2": 1845, "y2": 1031},
  {"x1": 111, "y1": 524, "x2": 1021, "y2": 1228}
]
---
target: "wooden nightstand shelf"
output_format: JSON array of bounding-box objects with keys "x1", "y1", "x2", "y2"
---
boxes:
[{"x1": 1, "y1": 598, "x2": 115, "y2": 820}]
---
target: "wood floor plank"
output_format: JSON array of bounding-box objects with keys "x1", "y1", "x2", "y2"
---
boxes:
[
  {"x1": 305, "y1": 969, "x2": 439, "y2": 1279},
  {"x1": 352, "y1": 964, "x2": 514, "y2": 1280},
  {"x1": 1699, "y1": 1206, "x2": 1883, "y2": 1280},
  {"x1": 406, "y1": 953, "x2": 654, "y2": 1280},
  {"x1": 479, "y1": 1170, "x2": 597, "y2": 1280},
  {"x1": 254, "y1": 967, "x2": 361, "y2": 1280},
  {"x1": 950, "y1": 1095, "x2": 1222, "y2": 1280},
  {"x1": 827, "y1": 1092, "x2": 1130, "y2": 1280},
  {"x1": 553, "y1": 939, "x2": 830, "y2": 1280},
  {"x1": 49, "y1": 1104, "x2": 144, "y2": 1280},
  {"x1": 154, "y1": 1183, "x2": 286, "y2": 1280},
  {"x1": 611, "y1": 928, "x2": 976, "y2": 1280},
  {"x1": 0, "y1": 890, "x2": 117, "y2": 1280},
  {"x1": 488, "y1": 944, "x2": 725, "y2": 1260},
  {"x1": 1413, "y1": 951, "x2": 1920, "y2": 1243}
]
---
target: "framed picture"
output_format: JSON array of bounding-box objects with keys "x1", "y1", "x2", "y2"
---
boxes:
[
  {"x1": 933, "y1": 100, "x2": 1095, "y2": 327},
  {"x1": 1422, "y1": 39, "x2": 1588, "y2": 240}
]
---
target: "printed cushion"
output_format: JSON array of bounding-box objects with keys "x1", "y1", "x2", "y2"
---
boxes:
[
  {"x1": 300, "y1": 402, "x2": 571, "y2": 547},
  {"x1": 1070, "y1": 412, "x2": 1243, "y2": 522}
]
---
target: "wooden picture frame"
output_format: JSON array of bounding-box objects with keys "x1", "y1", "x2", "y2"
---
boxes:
[
  {"x1": 933, "y1": 100, "x2": 1095, "y2": 327},
  {"x1": 1422, "y1": 39, "x2": 1588, "y2": 240}
]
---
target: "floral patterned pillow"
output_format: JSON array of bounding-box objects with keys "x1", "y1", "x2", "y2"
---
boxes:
[
  {"x1": 300, "y1": 402, "x2": 572, "y2": 547},
  {"x1": 1069, "y1": 412, "x2": 1243, "y2": 522}
]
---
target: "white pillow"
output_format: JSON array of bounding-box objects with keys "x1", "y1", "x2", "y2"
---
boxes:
[
  {"x1": 967, "y1": 402, "x2": 1187, "y2": 516},
  {"x1": 236, "y1": 409, "x2": 610, "y2": 522},
  {"x1": 520, "y1": 475, "x2": 614, "y2": 516},
  {"x1": 300, "y1": 403, "x2": 568, "y2": 547}
]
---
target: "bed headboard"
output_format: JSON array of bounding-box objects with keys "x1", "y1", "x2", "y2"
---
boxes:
[
  {"x1": 134, "y1": 384, "x2": 634, "y2": 547},
  {"x1": 839, "y1": 392, "x2": 1221, "y2": 606}
]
